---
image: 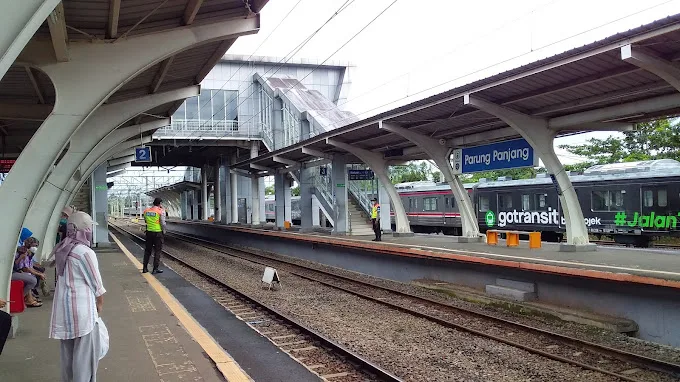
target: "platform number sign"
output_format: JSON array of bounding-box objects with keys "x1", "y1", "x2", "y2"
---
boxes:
[
  {"x1": 135, "y1": 147, "x2": 152, "y2": 163},
  {"x1": 320, "y1": 166, "x2": 327, "y2": 176}
]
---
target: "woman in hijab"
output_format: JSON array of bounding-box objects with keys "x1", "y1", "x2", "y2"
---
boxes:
[{"x1": 49, "y1": 211, "x2": 105, "y2": 382}]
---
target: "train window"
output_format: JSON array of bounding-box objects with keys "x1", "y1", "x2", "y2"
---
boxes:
[
  {"x1": 535, "y1": 194, "x2": 546, "y2": 209},
  {"x1": 424, "y1": 197, "x2": 437, "y2": 211},
  {"x1": 451, "y1": 198, "x2": 456, "y2": 208},
  {"x1": 522, "y1": 194, "x2": 530, "y2": 211},
  {"x1": 478, "y1": 195, "x2": 490, "y2": 212},
  {"x1": 445, "y1": 197, "x2": 449, "y2": 209},
  {"x1": 592, "y1": 190, "x2": 625, "y2": 211},
  {"x1": 643, "y1": 190, "x2": 654, "y2": 207},
  {"x1": 498, "y1": 193, "x2": 513, "y2": 210},
  {"x1": 659, "y1": 189, "x2": 668, "y2": 207}
]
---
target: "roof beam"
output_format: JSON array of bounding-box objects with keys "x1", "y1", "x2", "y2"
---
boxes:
[
  {"x1": 0, "y1": 103, "x2": 52, "y2": 121},
  {"x1": 183, "y1": 0, "x2": 204, "y2": 25},
  {"x1": 108, "y1": 0, "x2": 121, "y2": 39},
  {"x1": 621, "y1": 44, "x2": 680, "y2": 93},
  {"x1": 25, "y1": 67, "x2": 45, "y2": 104},
  {"x1": 250, "y1": 163, "x2": 272, "y2": 171},
  {"x1": 301, "y1": 147, "x2": 332, "y2": 160},
  {"x1": 47, "y1": 2, "x2": 69, "y2": 62},
  {"x1": 272, "y1": 156, "x2": 298, "y2": 166},
  {"x1": 107, "y1": 162, "x2": 131, "y2": 173},
  {"x1": 151, "y1": 56, "x2": 175, "y2": 93},
  {"x1": 108, "y1": 154, "x2": 135, "y2": 166}
]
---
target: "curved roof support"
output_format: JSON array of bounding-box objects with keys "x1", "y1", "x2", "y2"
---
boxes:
[
  {"x1": 622, "y1": 44, "x2": 680, "y2": 93},
  {"x1": 464, "y1": 94, "x2": 594, "y2": 250}
]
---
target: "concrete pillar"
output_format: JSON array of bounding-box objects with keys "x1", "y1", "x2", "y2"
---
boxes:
[
  {"x1": 274, "y1": 173, "x2": 285, "y2": 228},
  {"x1": 378, "y1": 181, "x2": 392, "y2": 232},
  {"x1": 259, "y1": 177, "x2": 266, "y2": 224},
  {"x1": 312, "y1": 197, "x2": 322, "y2": 227},
  {"x1": 180, "y1": 191, "x2": 188, "y2": 220},
  {"x1": 219, "y1": 162, "x2": 230, "y2": 224},
  {"x1": 250, "y1": 141, "x2": 260, "y2": 225},
  {"x1": 0, "y1": 0, "x2": 60, "y2": 81},
  {"x1": 381, "y1": 122, "x2": 478, "y2": 240},
  {"x1": 0, "y1": 16, "x2": 260, "y2": 299},
  {"x1": 230, "y1": 172, "x2": 238, "y2": 223},
  {"x1": 331, "y1": 155, "x2": 349, "y2": 235},
  {"x1": 327, "y1": 139, "x2": 412, "y2": 236},
  {"x1": 201, "y1": 165, "x2": 208, "y2": 220},
  {"x1": 300, "y1": 168, "x2": 314, "y2": 231},
  {"x1": 464, "y1": 95, "x2": 594, "y2": 251},
  {"x1": 284, "y1": 176, "x2": 292, "y2": 223},
  {"x1": 192, "y1": 189, "x2": 199, "y2": 220},
  {"x1": 214, "y1": 159, "x2": 221, "y2": 222},
  {"x1": 91, "y1": 163, "x2": 111, "y2": 248}
]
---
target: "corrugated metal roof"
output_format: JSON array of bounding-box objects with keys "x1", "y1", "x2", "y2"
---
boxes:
[{"x1": 235, "y1": 14, "x2": 680, "y2": 172}]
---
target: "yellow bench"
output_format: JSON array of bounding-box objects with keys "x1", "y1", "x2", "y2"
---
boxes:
[{"x1": 486, "y1": 230, "x2": 541, "y2": 249}]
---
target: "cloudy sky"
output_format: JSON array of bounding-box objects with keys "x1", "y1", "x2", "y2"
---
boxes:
[{"x1": 229, "y1": 0, "x2": 679, "y2": 164}]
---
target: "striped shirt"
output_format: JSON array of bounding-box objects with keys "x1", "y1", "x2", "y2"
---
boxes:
[{"x1": 49, "y1": 244, "x2": 106, "y2": 340}]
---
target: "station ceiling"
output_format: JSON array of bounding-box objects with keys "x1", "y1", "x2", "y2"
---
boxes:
[
  {"x1": 0, "y1": 0, "x2": 268, "y2": 159},
  {"x1": 234, "y1": 14, "x2": 680, "y2": 173}
]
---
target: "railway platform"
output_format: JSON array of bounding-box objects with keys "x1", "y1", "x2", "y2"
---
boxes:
[{"x1": 0, "y1": 234, "x2": 322, "y2": 382}]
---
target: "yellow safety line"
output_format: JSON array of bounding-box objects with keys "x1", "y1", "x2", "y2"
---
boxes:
[{"x1": 109, "y1": 232, "x2": 252, "y2": 382}]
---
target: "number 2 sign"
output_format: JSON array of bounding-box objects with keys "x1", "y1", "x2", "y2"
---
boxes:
[{"x1": 135, "y1": 147, "x2": 152, "y2": 163}]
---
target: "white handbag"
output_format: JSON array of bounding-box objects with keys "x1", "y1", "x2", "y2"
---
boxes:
[{"x1": 96, "y1": 317, "x2": 109, "y2": 360}]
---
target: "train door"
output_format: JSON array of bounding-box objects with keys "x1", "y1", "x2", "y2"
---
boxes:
[
  {"x1": 408, "y1": 196, "x2": 419, "y2": 227},
  {"x1": 640, "y1": 184, "x2": 673, "y2": 231}
]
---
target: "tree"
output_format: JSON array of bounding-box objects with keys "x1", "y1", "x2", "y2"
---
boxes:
[
  {"x1": 265, "y1": 185, "x2": 274, "y2": 195},
  {"x1": 389, "y1": 162, "x2": 431, "y2": 183},
  {"x1": 559, "y1": 119, "x2": 680, "y2": 164},
  {"x1": 465, "y1": 167, "x2": 545, "y2": 182},
  {"x1": 431, "y1": 171, "x2": 442, "y2": 183},
  {"x1": 291, "y1": 186, "x2": 300, "y2": 196}
]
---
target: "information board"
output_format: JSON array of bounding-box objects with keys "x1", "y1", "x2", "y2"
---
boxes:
[
  {"x1": 135, "y1": 147, "x2": 152, "y2": 163},
  {"x1": 0, "y1": 159, "x2": 15, "y2": 172},
  {"x1": 451, "y1": 138, "x2": 537, "y2": 174},
  {"x1": 348, "y1": 169, "x2": 374, "y2": 180}
]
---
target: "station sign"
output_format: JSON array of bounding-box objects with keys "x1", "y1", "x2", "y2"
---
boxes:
[
  {"x1": 348, "y1": 169, "x2": 374, "y2": 180},
  {"x1": 451, "y1": 138, "x2": 537, "y2": 174},
  {"x1": 135, "y1": 147, "x2": 152, "y2": 163},
  {"x1": 319, "y1": 166, "x2": 328, "y2": 176}
]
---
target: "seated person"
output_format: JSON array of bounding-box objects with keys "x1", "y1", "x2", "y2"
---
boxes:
[
  {"x1": 24, "y1": 237, "x2": 48, "y2": 297},
  {"x1": 12, "y1": 247, "x2": 42, "y2": 307}
]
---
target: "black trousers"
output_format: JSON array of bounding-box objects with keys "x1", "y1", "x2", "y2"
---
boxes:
[
  {"x1": 372, "y1": 218, "x2": 382, "y2": 241},
  {"x1": 0, "y1": 310, "x2": 10, "y2": 355},
  {"x1": 144, "y1": 231, "x2": 164, "y2": 270}
]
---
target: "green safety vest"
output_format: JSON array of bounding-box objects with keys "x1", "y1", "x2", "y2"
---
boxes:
[
  {"x1": 144, "y1": 206, "x2": 163, "y2": 232},
  {"x1": 371, "y1": 204, "x2": 380, "y2": 219}
]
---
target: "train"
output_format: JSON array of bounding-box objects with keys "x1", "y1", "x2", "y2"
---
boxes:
[{"x1": 265, "y1": 160, "x2": 680, "y2": 247}]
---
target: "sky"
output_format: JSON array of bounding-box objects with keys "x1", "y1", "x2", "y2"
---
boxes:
[{"x1": 227, "y1": 0, "x2": 680, "y2": 164}]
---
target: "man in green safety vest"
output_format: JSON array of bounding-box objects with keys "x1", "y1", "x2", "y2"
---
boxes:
[
  {"x1": 371, "y1": 198, "x2": 381, "y2": 242},
  {"x1": 143, "y1": 197, "x2": 166, "y2": 274}
]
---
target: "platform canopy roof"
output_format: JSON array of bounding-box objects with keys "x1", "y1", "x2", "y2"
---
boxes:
[
  {"x1": 146, "y1": 180, "x2": 201, "y2": 197},
  {"x1": 233, "y1": 14, "x2": 680, "y2": 173},
  {"x1": 0, "y1": 0, "x2": 268, "y2": 159}
]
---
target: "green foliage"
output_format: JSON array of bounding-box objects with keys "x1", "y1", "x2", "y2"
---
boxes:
[
  {"x1": 265, "y1": 185, "x2": 274, "y2": 195},
  {"x1": 431, "y1": 171, "x2": 442, "y2": 183},
  {"x1": 389, "y1": 162, "x2": 432, "y2": 183},
  {"x1": 465, "y1": 167, "x2": 545, "y2": 182},
  {"x1": 559, "y1": 119, "x2": 680, "y2": 164},
  {"x1": 291, "y1": 186, "x2": 300, "y2": 196}
]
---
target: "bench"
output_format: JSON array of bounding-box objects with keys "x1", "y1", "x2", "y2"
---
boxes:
[
  {"x1": 486, "y1": 230, "x2": 541, "y2": 249},
  {"x1": 9, "y1": 280, "x2": 26, "y2": 338}
]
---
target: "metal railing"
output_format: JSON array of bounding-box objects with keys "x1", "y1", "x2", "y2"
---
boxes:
[{"x1": 154, "y1": 119, "x2": 258, "y2": 139}]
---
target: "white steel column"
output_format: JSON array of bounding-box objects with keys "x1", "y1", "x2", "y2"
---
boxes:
[
  {"x1": 0, "y1": 17, "x2": 260, "y2": 297},
  {"x1": 250, "y1": 141, "x2": 260, "y2": 226},
  {"x1": 378, "y1": 182, "x2": 391, "y2": 232},
  {"x1": 299, "y1": 168, "x2": 314, "y2": 232},
  {"x1": 284, "y1": 175, "x2": 292, "y2": 224},
  {"x1": 214, "y1": 158, "x2": 221, "y2": 223},
  {"x1": 231, "y1": 171, "x2": 238, "y2": 223},
  {"x1": 0, "y1": 0, "x2": 60, "y2": 80},
  {"x1": 24, "y1": 87, "x2": 196, "y2": 247},
  {"x1": 380, "y1": 121, "x2": 479, "y2": 241},
  {"x1": 274, "y1": 173, "x2": 285, "y2": 228},
  {"x1": 464, "y1": 94, "x2": 594, "y2": 250},
  {"x1": 330, "y1": 154, "x2": 349, "y2": 235},
  {"x1": 327, "y1": 139, "x2": 412, "y2": 236},
  {"x1": 201, "y1": 164, "x2": 208, "y2": 220}
]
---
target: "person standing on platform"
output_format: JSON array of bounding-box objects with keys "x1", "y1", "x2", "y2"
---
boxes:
[
  {"x1": 371, "y1": 198, "x2": 382, "y2": 242},
  {"x1": 49, "y1": 211, "x2": 105, "y2": 382},
  {"x1": 143, "y1": 197, "x2": 166, "y2": 274}
]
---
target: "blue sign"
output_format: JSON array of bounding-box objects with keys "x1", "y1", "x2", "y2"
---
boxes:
[
  {"x1": 348, "y1": 169, "x2": 374, "y2": 180},
  {"x1": 135, "y1": 147, "x2": 152, "y2": 163},
  {"x1": 451, "y1": 138, "x2": 537, "y2": 174},
  {"x1": 320, "y1": 167, "x2": 328, "y2": 176}
]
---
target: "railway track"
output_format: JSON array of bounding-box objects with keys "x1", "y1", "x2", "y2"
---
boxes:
[
  {"x1": 113, "y1": 220, "x2": 680, "y2": 382},
  {"x1": 110, "y1": 223, "x2": 402, "y2": 382}
]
